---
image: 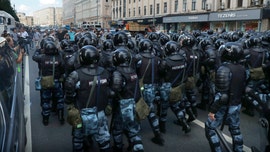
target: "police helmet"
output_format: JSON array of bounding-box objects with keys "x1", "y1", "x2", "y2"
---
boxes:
[
  {"x1": 219, "y1": 42, "x2": 244, "y2": 63},
  {"x1": 164, "y1": 41, "x2": 181, "y2": 56},
  {"x1": 147, "y1": 32, "x2": 159, "y2": 41},
  {"x1": 159, "y1": 35, "x2": 170, "y2": 46},
  {"x1": 44, "y1": 41, "x2": 58, "y2": 55},
  {"x1": 102, "y1": 40, "x2": 114, "y2": 52},
  {"x1": 60, "y1": 39, "x2": 70, "y2": 50},
  {"x1": 112, "y1": 48, "x2": 131, "y2": 66},
  {"x1": 79, "y1": 45, "x2": 100, "y2": 65},
  {"x1": 138, "y1": 39, "x2": 153, "y2": 53},
  {"x1": 113, "y1": 31, "x2": 128, "y2": 46}
]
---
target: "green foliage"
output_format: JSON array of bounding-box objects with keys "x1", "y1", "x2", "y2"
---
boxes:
[{"x1": 0, "y1": 1, "x2": 20, "y2": 22}]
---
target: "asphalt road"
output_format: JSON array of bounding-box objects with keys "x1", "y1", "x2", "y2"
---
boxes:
[{"x1": 23, "y1": 47, "x2": 267, "y2": 152}]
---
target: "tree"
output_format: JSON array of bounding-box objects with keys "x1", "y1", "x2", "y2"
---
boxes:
[{"x1": 0, "y1": 1, "x2": 20, "y2": 22}]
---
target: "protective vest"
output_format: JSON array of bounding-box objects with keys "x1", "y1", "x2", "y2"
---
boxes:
[{"x1": 76, "y1": 67, "x2": 110, "y2": 111}]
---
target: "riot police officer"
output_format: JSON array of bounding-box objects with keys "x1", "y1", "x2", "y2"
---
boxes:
[
  {"x1": 205, "y1": 42, "x2": 246, "y2": 152},
  {"x1": 32, "y1": 40, "x2": 65, "y2": 126},
  {"x1": 110, "y1": 48, "x2": 144, "y2": 152},
  {"x1": 159, "y1": 40, "x2": 191, "y2": 133},
  {"x1": 65, "y1": 45, "x2": 112, "y2": 152},
  {"x1": 137, "y1": 38, "x2": 164, "y2": 146}
]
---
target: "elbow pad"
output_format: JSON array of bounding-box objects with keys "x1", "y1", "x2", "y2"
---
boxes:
[
  {"x1": 112, "y1": 71, "x2": 124, "y2": 92},
  {"x1": 215, "y1": 66, "x2": 231, "y2": 92}
]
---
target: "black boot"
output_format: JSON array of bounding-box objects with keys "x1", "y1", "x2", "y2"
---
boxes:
[
  {"x1": 186, "y1": 107, "x2": 196, "y2": 123},
  {"x1": 151, "y1": 132, "x2": 164, "y2": 146},
  {"x1": 178, "y1": 118, "x2": 191, "y2": 133},
  {"x1": 159, "y1": 121, "x2": 166, "y2": 133},
  {"x1": 242, "y1": 107, "x2": 255, "y2": 117},
  {"x1": 42, "y1": 115, "x2": 49, "y2": 126},
  {"x1": 197, "y1": 102, "x2": 207, "y2": 110},
  {"x1": 100, "y1": 147, "x2": 112, "y2": 152},
  {"x1": 58, "y1": 109, "x2": 65, "y2": 124},
  {"x1": 192, "y1": 106, "x2": 198, "y2": 117}
]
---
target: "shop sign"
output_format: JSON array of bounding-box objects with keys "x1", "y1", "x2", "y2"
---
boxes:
[
  {"x1": 163, "y1": 14, "x2": 208, "y2": 23},
  {"x1": 209, "y1": 9, "x2": 261, "y2": 21}
]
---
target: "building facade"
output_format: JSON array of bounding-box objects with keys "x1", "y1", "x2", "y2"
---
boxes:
[
  {"x1": 73, "y1": 0, "x2": 112, "y2": 28},
  {"x1": 33, "y1": 7, "x2": 63, "y2": 27},
  {"x1": 62, "y1": 0, "x2": 75, "y2": 26},
  {"x1": 112, "y1": 0, "x2": 270, "y2": 33},
  {"x1": 17, "y1": 12, "x2": 34, "y2": 26}
]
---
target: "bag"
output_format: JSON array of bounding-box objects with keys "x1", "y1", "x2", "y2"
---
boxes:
[
  {"x1": 40, "y1": 75, "x2": 55, "y2": 89},
  {"x1": 135, "y1": 97, "x2": 150, "y2": 120},
  {"x1": 185, "y1": 76, "x2": 196, "y2": 90},
  {"x1": 35, "y1": 77, "x2": 42, "y2": 90},
  {"x1": 81, "y1": 107, "x2": 99, "y2": 135},
  {"x1": 250, "y1": 67, "x2": 265, "y2": 80},
  {"x1": 169, "y1": 84, "x2": 183, "y2": 103},
  {"x1": 67, "y1": 106, "x2": 82, "y2": 128}
]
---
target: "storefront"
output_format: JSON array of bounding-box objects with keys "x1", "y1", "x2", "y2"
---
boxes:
[
  {"x1": 163, "y1": 14, "x2": 210, "y2": 33},
  {"x1": 209, "y1": 9, "x2": 262, "y2": 32}
]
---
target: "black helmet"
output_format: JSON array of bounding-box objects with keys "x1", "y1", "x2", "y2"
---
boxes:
[
  {"x1": 247, "y1": 36, "x2": 261, "y2": 47},
  {"x1": 228, "y1": 32, "x2": 240, "y2": 42},
  {"x1": 127, "y1": 39, "x2": 135, "y2": 50},
  {"x1": 106, "y1": 33, "x2": 113, "y2": 39},
  {"x1": 44, "y1": 41, "x2": 58, "y2": 55},
  {"x1": 78, "y1": 36, "x2": 95, "y2": 49},
  {"x1": 207, "y1": 29, "x2": 214, "y2": 35},
  {"x1": 179, "y1": 34, "x2": 195, "y2": 47},
  {"x1": 113, "y1": 31, "x2": 128, "y2": 46},
  {"x1": 74, "y1": 32, "x2": 82, "y2": 44},
  {"x1": 171, "y1": 33, "x2": 180, "y2": 42},
  {"x1": 165, "y1": 41, "x2": 180, "y2": 56},
  {"x1": 79, "y1": 45, "x2": 100, "y2": 65},
  {"x1": 138, "y1": 39, "x2": 153, "y2": 53},
  {"x1": 159, "y1": 35, "x2": 170, "y2": 46},
  {"x1": 102, "y1": 40, "x2": 114, "y2": 52},
  {"x1": 112, "y1": 48, "x2": 131, "y2": 66},
  {"x1": 147, "y1": 32, "x2": 159, "y2": 41},
  {"x1": 199, "y1": 38, "x2": 213, "y2": 50},
  {"x1": 219, "y1": 42, "x2": 244, "y2": 63},
  {"x1": 192, "y1": 30, "x2": 201, "y2": 38},
  {"x1": 214, "y1": 38, "x2": 226, "y2": 50},
  {"x1": 60, "y1": 39, "x2": 70, "y2": 50}
]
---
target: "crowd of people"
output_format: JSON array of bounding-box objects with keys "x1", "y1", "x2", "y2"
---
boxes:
[{"x1": 1, "y1": 25, "x2": 270, "y2": 152}]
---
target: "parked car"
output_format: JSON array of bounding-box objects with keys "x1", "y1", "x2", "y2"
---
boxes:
[{"x1": 0, "y1": 51, "x2": 27, "y2": 152}]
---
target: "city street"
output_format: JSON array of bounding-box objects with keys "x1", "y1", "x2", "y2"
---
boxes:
[{"x1": 23, "y1": 47, "x2": 265, "y2": 152}]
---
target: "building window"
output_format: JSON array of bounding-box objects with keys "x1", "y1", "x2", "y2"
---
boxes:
[
  {"x1": 134, "y1": 0, "x2": 135, "y2": 3},
  {"x1": 157, "y1": 3, "x2": 160, "y2": 14},
  {"x1": 133, "y1": 8, "x2": 135, "y2": 16},
  {"x1": 183, "y1": 0, "x2": 187, "y2": 12},
  {"x1": 150, "y1": 5, "x2": 153, "y2": 15},
  {"x1": 237, "y1": 0, "x2": 243, "y2": 7},
  {"x1": 164, "y1": 2, "x2": 167, "y2": 13},
  {"x1": 202, "y1": 0, "x2": 206, "y2": 10},
  {"x1": 129, "y1": 0, "x2": 131, "y2": 4},
  {"x1": 227, "y1": 0, "x2": 230, "y2": 8},
  {"x1": 138, "y1": 7, "x2": 141, "y2": 15},
  {"x1": 192, "y1": 0, "x2": 196, "y2": 10},
  {"x1": 144, "y1": 6, "x2": 146, "y2": 15},
  {"x1": 175, "y1": 0, "x2": 178, "y2": 12},
  {"x1": 129, "y1": 8, "x2": 130, "y2": 17},
  {"x1": 106, "y1": 0, "x2": 108, "y2": 2}
]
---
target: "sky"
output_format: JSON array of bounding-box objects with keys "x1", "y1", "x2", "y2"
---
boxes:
[{"x1": 10, "y1": 0, "x2": 62, "y2": 16}]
